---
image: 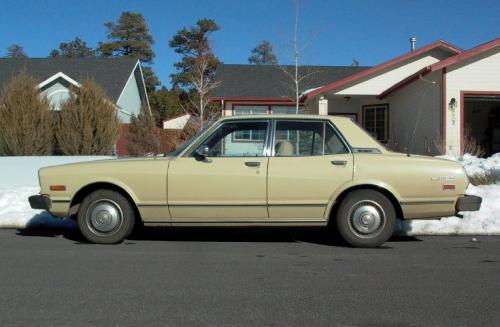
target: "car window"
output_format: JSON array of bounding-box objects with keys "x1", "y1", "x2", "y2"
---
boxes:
[
  {"x1": 274, "y1": 121, "x2": 348, "y2": 157},
  {"x1": 193, "y1": 121, "x2": 269, "y2": 157}
]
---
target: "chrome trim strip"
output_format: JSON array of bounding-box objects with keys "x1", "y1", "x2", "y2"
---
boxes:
[{"x1": 401, "y1": 200, "x2": 455, "y2": 205}]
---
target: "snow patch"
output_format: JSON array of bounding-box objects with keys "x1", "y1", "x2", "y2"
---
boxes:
[{"x1": 0, "y1": 186, "x2": 76, "y2": 229}]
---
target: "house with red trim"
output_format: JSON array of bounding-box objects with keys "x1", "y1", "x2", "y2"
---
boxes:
[{"x1": 211, "y1": 37, "x2": 500, "y2": 156}]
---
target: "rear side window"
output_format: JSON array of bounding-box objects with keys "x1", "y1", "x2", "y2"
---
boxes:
[{"x1": 274, "y1": 121, "x2": 348, "y2": 157}]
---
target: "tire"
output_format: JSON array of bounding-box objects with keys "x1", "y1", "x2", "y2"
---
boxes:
[
  {"x1": 336, "y1": 189, "x2": 395, "y2": 248},
  {"x1": 77, "y1": 189, "x2": 135, "y2": 244}
]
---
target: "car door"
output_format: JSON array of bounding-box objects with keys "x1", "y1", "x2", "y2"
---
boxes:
[
  {"x1": 267, "y1": 119, "x2": 353, "y2": 220},
  {"x1": 167, "y1": 119, "x2": 270, "y2": 222}
]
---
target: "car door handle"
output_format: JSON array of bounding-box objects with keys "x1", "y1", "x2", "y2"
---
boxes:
[
  {"x1": 331, "y1": 160, "x2": 347, "y2": 166},
  {"x1": 245, "y1": 161, "x2": 261, "y2": 167}
]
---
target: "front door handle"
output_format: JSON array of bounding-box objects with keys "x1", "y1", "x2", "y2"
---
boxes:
[
  {"x1": 331, "y1": 160, "x2": 347, "y2": 166},
  {"x1": 245, "y1": 161, "x2": 261, "y2": 167}
]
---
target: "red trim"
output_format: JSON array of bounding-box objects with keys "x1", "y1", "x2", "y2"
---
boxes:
[
  {"x1": 441, "y1": 68, "x2": 447, "y2": 154},
  {"x1": 460, "y1": 90, "x2": 500, "y2": 155},
  {"x1": 304, "y1": 40, "x2": 462, "y2": 99},
  {"x1": 431, "y1": 38, "x2": 500, "y2": 72},
  {"x1": 378, "y1": 67, "x2": 431, "y2": 99}
]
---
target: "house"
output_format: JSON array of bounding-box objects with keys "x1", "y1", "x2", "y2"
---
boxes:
[
  {"x1": 0, "y1": 57, "x2": 149, "y2": 124},
  {"x1": 162, "y1": 113, "x2": 193, "y2": 129},
  {"x1": 211, "y1": 37, "x2": 500, "y2": 156}
]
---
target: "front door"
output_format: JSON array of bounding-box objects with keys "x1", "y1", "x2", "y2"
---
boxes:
[
  {"x1": 168, "y1": 120, "x2": 270, "y2": 222},
  {"x1": 267, "y1": 120, "x2": 353, "y2": 220}
]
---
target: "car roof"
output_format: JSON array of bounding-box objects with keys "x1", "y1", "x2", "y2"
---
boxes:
[{"x1": 218, "y1": 114, "x2": 350, "y2": 122}]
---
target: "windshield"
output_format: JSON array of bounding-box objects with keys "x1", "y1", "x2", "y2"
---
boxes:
[{"x1": 168, "y1": 121, "x2": 215, "y2": 156}]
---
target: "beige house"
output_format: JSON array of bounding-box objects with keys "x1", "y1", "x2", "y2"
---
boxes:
[{"x1": 212, "y1": 38, "x2": 500, "y2": 156}]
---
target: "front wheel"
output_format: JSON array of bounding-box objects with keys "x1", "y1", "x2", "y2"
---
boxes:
[
  {"x1": 336, "y1": 190, "x2": 396, "y2": 248},
  {"x1": 77, "y1": 189, "x2": 135, "y2": 244}
]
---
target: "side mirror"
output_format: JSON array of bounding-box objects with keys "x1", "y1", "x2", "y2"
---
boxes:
[{"x1": 194, "y1": 145, "x2": 209, "y2": 161}]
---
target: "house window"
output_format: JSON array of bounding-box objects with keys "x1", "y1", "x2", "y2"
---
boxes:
[
  {"x1": 271, "y1": 106, "x2": 303, "y2": 114},
  {"x1": 233, "y1": 105, "x2": 268, "y2": 115},
  {"x1": 363, "y1": 105, "x2": 388, "y2": 142}
]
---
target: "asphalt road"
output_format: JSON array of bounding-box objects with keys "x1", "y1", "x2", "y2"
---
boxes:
[{"x1": 0, "y1": 228, "x2": 499, "y2": 327}]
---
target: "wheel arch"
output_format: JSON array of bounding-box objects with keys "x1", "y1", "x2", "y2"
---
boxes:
[
  {"x1": 327, "y1": 184, "x2": 404, "y2": 224},
  {"x1": 69, "y1": 182, "x2": 142, "y2": 224}
]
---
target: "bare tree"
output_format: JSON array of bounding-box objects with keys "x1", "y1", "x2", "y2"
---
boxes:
[
  {"x1": 276, "y1": 0, "x2": 320, "y2": 113},
  {"x1": 183, "y1": 39, "x2": 221, "y2": 130}
]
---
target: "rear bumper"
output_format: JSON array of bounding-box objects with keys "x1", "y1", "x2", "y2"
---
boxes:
[
  {"x1": 456, "y1": 195, "x2": 482, "y2": 212},
  {"x1": 28, "y1": 195, "x2": 51, "y2": 210}
]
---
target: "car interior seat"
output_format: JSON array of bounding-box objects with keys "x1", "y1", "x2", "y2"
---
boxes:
[{"x1": 275, "y1": 141, "x2": 295, "y2": 156}]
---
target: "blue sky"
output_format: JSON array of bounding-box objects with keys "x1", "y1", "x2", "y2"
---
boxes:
[{"x1": 1, "y1": 0, "x2": 499, "y2": 87}]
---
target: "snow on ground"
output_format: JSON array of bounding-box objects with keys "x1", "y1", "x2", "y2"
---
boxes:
[
  {"x1": 0, "y1": 186, "x2": 76, "y2": 229},
  {"x1": 0, "y1": 154, "x2": 498, "y2": 234}
]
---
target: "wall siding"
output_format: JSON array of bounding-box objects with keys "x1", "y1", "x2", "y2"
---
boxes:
[
  {"x1": 116, "y1": 69, "x2": 142, "y2": 123},
  {"x1": 336, "y1": 49, "x2": 449, "y2": 95}
]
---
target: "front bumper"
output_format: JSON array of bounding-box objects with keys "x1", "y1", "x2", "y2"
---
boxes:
[
  {"x1": 456, "y1": 195, "x2": 482, "y2": 212},
  {"x1": 28, "y1": 195, "x2": 51, "y2": 210}
]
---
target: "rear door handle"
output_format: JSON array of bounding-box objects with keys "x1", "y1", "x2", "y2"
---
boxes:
[
  {"x1": 331, "y1": 160, "x2": 347, "y2": 166},
  {"x1": 245, "y1": 161, "x2": 261, "y2": 167}
]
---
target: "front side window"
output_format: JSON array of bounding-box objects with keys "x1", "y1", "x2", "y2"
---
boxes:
[
  {"x1": 363, "y1": 105, "x2": 388, "y2": 142},
  {"x1": 194, "y1": 121, "x2": 269, "y2": 157},
  {"x1": 273, "y1": 120, "x2": 348, "y2": 157}
]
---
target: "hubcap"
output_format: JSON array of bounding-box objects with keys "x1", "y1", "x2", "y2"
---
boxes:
[
  {"x1": 350, "y1": 201, "x2": 384, "y2": 235},
  {"x1": 86, "y1": 200, "x2": 122, "y2": 234}
]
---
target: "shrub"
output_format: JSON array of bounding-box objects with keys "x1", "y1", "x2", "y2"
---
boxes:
[
  {"x1": 127, "y1": 107, "x2": 160, "y2": 156},
  {"x1": 0, "y1": 72, "x2": 53, "y2": 155},
  {"x1": 56, "y1": 80, "x2": 120, "y2": 155}
]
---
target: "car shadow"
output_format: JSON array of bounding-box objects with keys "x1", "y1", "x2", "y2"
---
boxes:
[
  {"x1": 15, "y1": 213, "x2": 422, "y2": 247},
  {"x1": 17, "y1": 226, "x2": 421, "y2": 248}
]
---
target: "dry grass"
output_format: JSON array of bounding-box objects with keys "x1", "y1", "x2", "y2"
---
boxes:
[
  {"x1": 463, "y1": 124, "x2": 487, "y2": 157},
  {"x1": 468, "y1": 171, "x2": 499, "y2": 186}
]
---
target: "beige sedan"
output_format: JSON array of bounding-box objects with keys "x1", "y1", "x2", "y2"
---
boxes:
[{"x1": 29, "y1": 115, "x2": 481, "y2": 247}]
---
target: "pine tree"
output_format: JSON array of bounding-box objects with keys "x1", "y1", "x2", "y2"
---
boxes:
[
  {"x1": 148, "y1": 86, "x2": 183, "y2": 126},
  {"x1": 127, "y1": 107, "x2": 160, "y2": 156},
  {"x1": 5, "y1": 44, "x2": 27, "y2": 58},
  {"x1": 98, "y1": 12, "x2": 155, "y2": 64},
  {"x1": 248, "y1": 41, "x2": 278, "y2": 65},
  {"x1": 56, "y1": 80, "x2": 120, "y2": 155},
  {"x1": 98, "y1": 12, "x2": 159, "y2": 94},
  {"x1": 0, "y1": 72, "x2": 53, "y2": 155},
  {"x1": 50, "y1": 37, "x2": 95, "y2": 58},
  {"x1": 169, "y1": 18, "x2": 220, "y2": 88}
]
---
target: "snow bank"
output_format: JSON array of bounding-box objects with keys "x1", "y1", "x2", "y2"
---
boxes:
[
  {"x1": 0, "y1": 156, "x2": 115, "y2": 188},
  {"x1": 439, "y1": 153, "x2": 500, "y2": 179},
  {"x1": 0, "y1": 186, "x2": 76, "y2": 229},
  {"x1": 398, "y1": 184, "x2": 500, "y2": 235}
]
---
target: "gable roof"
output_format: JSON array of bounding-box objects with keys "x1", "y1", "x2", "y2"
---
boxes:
[
  {"x1": 304, "y1": 40, "x2": 462, "y2": 99},
  {"x1": 378, "y1": 37, "x2": 500, "y2": 99},
  {"x1": 210, "y1": 64, "x2": 370, "y2": 100},
  {"x1": 0, "y1": 57, "x2": 139, "y2": 102},
  {"x1": 430, "y1": 37, "x2": 500, "y2": 71}
]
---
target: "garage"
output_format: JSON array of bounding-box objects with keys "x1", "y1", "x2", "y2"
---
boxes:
[{"x1": 463, "y1": 93, "x2": 500, "y2": 157}]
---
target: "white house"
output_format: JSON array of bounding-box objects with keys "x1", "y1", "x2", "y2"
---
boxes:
[{"x1": 212, "y1": 38, "x2": 500, "y2": 156}]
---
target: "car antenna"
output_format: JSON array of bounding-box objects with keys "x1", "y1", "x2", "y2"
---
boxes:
[{"x1": 406, "y1": 74, "x2": 436, "y2": 157}]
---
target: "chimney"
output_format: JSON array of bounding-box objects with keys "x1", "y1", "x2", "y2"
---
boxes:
[{"x1": 410, "y1": 37, "x2": 417, "y2": 51}]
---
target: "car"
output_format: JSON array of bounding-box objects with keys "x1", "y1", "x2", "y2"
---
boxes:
[{"x1": 28, "y1": 115, "x2": 482, "y2": 247}]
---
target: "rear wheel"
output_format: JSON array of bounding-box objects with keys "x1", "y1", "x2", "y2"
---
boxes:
[
  {"x1": 336, "y1": 190, "x2": 395, "y2": 248},
  {"x1": 77, "y1": 189, "x2": 135, "y2": 244}
]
